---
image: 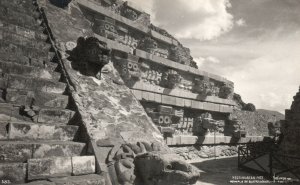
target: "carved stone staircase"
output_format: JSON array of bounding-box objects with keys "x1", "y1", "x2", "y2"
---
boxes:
[{"x1": 0, "y1": 0, "x2": 104, "y2": 184}]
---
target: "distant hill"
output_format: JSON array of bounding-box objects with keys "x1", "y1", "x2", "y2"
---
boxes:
[
  {"x1": 231, "y1": 109, "x2": 285, "y2": 136},
  {"x1": 256, "y1": 109, "x2": 285, "y2": 120}
]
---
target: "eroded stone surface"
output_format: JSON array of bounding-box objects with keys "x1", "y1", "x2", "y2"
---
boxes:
[
  {"x1": 19, "y1": 181, "x2": 55, "y2": 185},
  {"x1": 8, "y1": 122, "x2": 78, "y2": 141},
  {"x1": 0, "y1": 142, "x2": 32, "y2": 162},
  {"x1": 28, "y1": 157, "x2": 72, "y2": 180},
  {"x1": 49, "y1": 174, "x2": 106, "y2": 185},
  {"x1": 33, "y1": 142, "x2": 86, "y2": 158},
  {"x1": 37, "y1": 109, "x2": 74, "y2": 124},
  {"x1": 6, "y1": 89, "x2": 69, "y2": 109},
  {"x1": 0, "y1": 163, "x2": 26, "y2": 183},
  {"x1": 72, "y1": 156, "x2": 96, "y2": 175}
]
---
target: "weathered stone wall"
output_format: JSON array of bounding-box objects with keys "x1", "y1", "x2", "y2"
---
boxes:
[
  {"x1": 280, "y1": 87, "x2": 300, "y2": 157},
  {"x1": 171, "y1": 145, "x2": 238, "y2": 161},
  {"x1": 230, "y1": 109, "x2": 284, "y2": 136}
]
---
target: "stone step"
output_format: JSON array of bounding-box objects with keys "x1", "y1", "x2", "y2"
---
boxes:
[
  {"x1": 0, "y1": 0, "x2": 40, "y2": 19},
  {"x1": 3, "y1": 74, "x2": 66, "y2": 94},
  {"x1": 1, "y1": 0, "x2": 37, "y2": 10},
  {"x1": 49, "y1": 174, "x2": 106, "y2": 185},
  {"x1": 0, "y1": 42, "x2": 51, "y2": 64},
  {"x1": 0, "y1": 162, "x2": 27, "y2": 184},
  {"x1": 0, "y1": 61, "x2": 60, "y2": 81},
  {"x1": 0, "y1": 6, "x2": 41, "y2": 31},
  {"x1": 37, "y1": 108, "x2": 75, "y2": 124},
  {"x1": 7, "y1": 122, "x2": 79, "y2": 141},
  {"x1": 0, "y1": 37, "x2": 53, "y2": 61},
  {"x1": 20, "y1": 181, "x2": 55, "y2": 185},
  {"x1": 0, "y1": 57, "x2": 58, "y2": 72},
  {"x1": 0, "y1": 103, "x2": 34, "y2": 123},
  {"x1": 5, "y1": 88, "x2": 69, "y2": 109},
  {"x1": 28, "y1": 156, "x2": 96, "y2": 180},
  {"x1": 0, "y1": 103, "x2": 75, "y2": 125},
  {"x1": 0, "y1": 141, "x2": 87, "y2": 162},
  {"x1": 0, "y1": 29, "x2": 52, "y2": 52},
  {"x1": 0, "y1": 19, "x2": 47, "y2": 41}
]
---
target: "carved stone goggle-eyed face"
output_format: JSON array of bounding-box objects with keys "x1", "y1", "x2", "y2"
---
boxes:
[{"x1": 123, "y1": 61, "x2": 141, "y2": 79}]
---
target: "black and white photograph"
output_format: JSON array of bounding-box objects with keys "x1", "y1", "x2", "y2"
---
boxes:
[{"x1": 0, "y1": 0, "x2": 299, "y2": 184}]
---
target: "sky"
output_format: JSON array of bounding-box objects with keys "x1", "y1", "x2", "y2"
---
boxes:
[{"x1": 128, "y1": 0, "x2": 300, "y2": 113}]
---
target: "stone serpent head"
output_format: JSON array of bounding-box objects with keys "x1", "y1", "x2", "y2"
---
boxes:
[
  {"x1": 107, "y1": 142, "x2": 200, "y2": 185},
  {"x1": 135, "y1": 152, "x2": 200, "y2": 185}
]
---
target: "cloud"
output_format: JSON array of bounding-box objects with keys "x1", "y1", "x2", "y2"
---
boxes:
[
  {"x1": 194, "y1": 56, "x2": 221, "y2": 68},
  {"x1": 236, "y1": 18, "x2": 246, "y2": 26},
  {"x1": 196, "y1": 38, "x2": 300, "y2": 113},
  {"x1": 151, "y1": 0, "x2": 234, "y2": 40},
  {"x1": 127, "y1": 0, "x2": 153, "y2": 16},
  {"x1": 126, "y1": 0, "x2": 300, "y2": 113},
  {"x1": 194, "y1": 57, "x2": 205, "y2": 68}
]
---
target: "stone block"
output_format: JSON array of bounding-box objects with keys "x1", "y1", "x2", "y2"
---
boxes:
[
  {"x1": 32, "y1": 142, "x2": 86, "y2": 159},
  {"x1": 72, "y1": 156, "x2": 96, "y2": 175},
  {"x1": 0, "y1": 61, "x2": 60, "y2": 81},
  {"x1": 0, "y1": 122, "x2": 8, "y2": 139},
  {"x1": 161, "y1": 95, "x2": 175, "y2": 105},
  {"x1": 132, "y1": 82, "x2": 143, "y2": 90},
  {"x1": 159, "y1": 127, "x2": 175, "y2": 134},
  {"x1": 8, "y1": 122, "x2": 78, "y2": 141},
  {"x1": 131, "y1": 90, "x2": 142, "y2": 100},
  {"x1": 154, "y1": 93, "x2": 162, "y2": 103},
  {"x1": 203, "y1": 102, "x2": 212, "y2": 111},
  {"x1": 198, "y1": 101, "x2": 205, "y2": 110},
  {"x1": 7, "y1": 74, "x2": 66, "y2": 94},
  {"x1": 134, "y1": 49, "x2": 151, "y2": 60},
  {"x1": 191, "y1": 100, "x2": 199, "y2": 109},
  {"x1": 180, "y1": 136, "x2": 198, "y2": 145},
  {"x1": 172, "y1": 39, "x2": 179, "y2": 46},
  {"x1": 28, "y1": 157, "x2": 72, "y2": 180},
  {"x1": 19, "y1": 181, "x2": 55, "y2": 185},
  {"x1": 0, "y1": 103, "x2": 13, "y2": 122},
  {"x1": 219, "y1": 105, "x2": 226, "y2": 113},
  {"x1": 148, "y1": 92, "x2": 155, "y2": 102},
  {"x1": 49, "y1": 174, "x2": 106, "y2": 185},
  {"x1": 175, "y1": 97, "x2": 184, "y2": 107},
  {"x1": 6, "y1": 89, "x2": 69, "y2": 109},
  {"x1": 151, "y1": 30, "x2": 173, "y2": 44},
  {"x1": 166, "y1": 136, "x2": 181, "y2": 145},
  {"x1": 213, "y1": 103, "x2": 220, "y2": 112},
  {"x1": 141, "y1": 91, "x2": 149, "y2": 101},
  {"x1": 223, "y1": 105, "x2": 233, "y2": 113},
  {"x1": 0, "y1": 141, "x2": 33, "y2": 162},
  {"x1": 184, "y1": 99, "x2": 192, "y2": 108},
  {"x1": 171, "y1": 89, "x2": 181, "y2": 97},
  {"x1": 37, "y1": 109, "x2": 74, "y2": 124},
  {"x1": 0, "y1": 163, "x2": 26, "y2": 183}
]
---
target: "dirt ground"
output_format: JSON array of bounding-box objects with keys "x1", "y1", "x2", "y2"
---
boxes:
[{"x1": 192, "y1": 156, "x2": 298, "y2": 185}]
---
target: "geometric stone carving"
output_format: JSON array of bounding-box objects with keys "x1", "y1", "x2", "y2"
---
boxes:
[
  {"x1": 161, "y1": 69, "x2": 182, "y2": 89},
  {"x1": 219, "y1": 82, "x2": 234, "y2": 99},
  {"x1": 194, "y1": 113, "x2": 225, "y2": 135},
  {"x1": 137, "y1": 37, "x2": 158, "y2": 54}
]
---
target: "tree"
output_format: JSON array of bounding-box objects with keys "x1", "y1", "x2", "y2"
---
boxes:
[{"x1": 243, "y1": 103, "x2": 256, "y2": 112}]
